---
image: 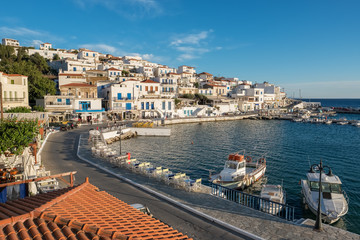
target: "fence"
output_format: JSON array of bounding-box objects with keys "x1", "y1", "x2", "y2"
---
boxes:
[{"x1": 211, "y1": 183, "x2": 296, "y2": 221}]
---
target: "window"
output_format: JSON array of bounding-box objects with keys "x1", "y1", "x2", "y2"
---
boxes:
[
  {"x1": 162, "y1": 102, "x2": 165, "y2": 110},
  {"x1": 141, "y1": 102, "x2": 144, "y2": 110},
  {"x1": 23, "y1": 79, "x2": 26, "y2": 85},
  {"x1": 150, "y1": 86, "x2": 153, "y2": 92},
  {"x1": 145, "y1": 86, "x2": 148, "y2": 91},
  {"x1": 73, "y1": 67, "x2": 76, "y2": 71},
  {"x1": 151, "y1": 102, "x2": 154, "y2": 109},
  {"x1": 93, "y1": 53, "x2": 95, "y2": 57},
  {"x1": 168, "y1": 102, "x2": 171, "y2": 110},
  {"x1": 11, "y1": 80, "x2": 14, "y2": 84},
  {"x1": 57, "y1": 98, "x2": 62, "y2": 102},
  {"x1": 155, "y1": 86, "x2": 158, "y2": 91},
  {"x1": 86, "y1": 53, "x2": 89, "y2": 56}
]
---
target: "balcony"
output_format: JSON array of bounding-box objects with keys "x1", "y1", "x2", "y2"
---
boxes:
[
  {"x1": 112, "y1": 97, "x2": 135, "y2": 101},
  {"x1": 161, "y1": 82, "x2": 176, "y2": 85},
  {"x1": 3, "y1": 98, "x2": 25, "y2": 103}
]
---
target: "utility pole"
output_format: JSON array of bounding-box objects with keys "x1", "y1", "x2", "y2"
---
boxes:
[{"x1": 0, "y1": 82, "x2": 3, "y2": 120}]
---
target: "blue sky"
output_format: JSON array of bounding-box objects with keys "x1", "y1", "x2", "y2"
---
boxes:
[{"x1": 1, "y1": 0, "x2": 359, "y2": 98}]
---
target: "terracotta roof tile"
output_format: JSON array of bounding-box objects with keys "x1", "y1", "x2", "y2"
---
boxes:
[
  {"x1": 141, "y1": 80, "x2": 158, "y2": 84},
  {"x1": 60, "y1": 83, "x2": 95, "y2": 88},
  {"x1": 0, "y1": 180, "x2": 191, "y2": 240}
]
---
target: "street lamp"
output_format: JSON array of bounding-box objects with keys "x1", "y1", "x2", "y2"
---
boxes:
[
  {"x1": 117, "y1": 128, "x2": 122, "y2": 156},
  {"x1": 310, "y1": 159, "x2": 331, "y2": 231}
]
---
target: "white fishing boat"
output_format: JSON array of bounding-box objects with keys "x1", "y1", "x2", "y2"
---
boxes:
[
  {"x1": 301, "y1": 165, "x2": 349, "y2": 224},
  {"x1": 324, "y1": 119, "x2": 332, "y2": 125},
  {"x1": 337, "y1": 121, "x2": 348, "y2": 125},
  {"x1": 351, "y1": 121, "x2": 360, "y2": 127},
  {"x1": 260, "y1": 184, "x2": 286, "y2": 215},
  {"x1": 209, "y1": 152, "x2": 266, "y2": 190}
]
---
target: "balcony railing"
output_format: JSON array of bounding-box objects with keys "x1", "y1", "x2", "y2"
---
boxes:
[
  {"x1": 3, "y1": 98, "x2": 25, "y2": 103},
  {"x1": 112, "y1": 97, "x2": 135, "y2": 101},
  {"x1": 161, "y1": 82, "x2": 176, "y2": 85},
  {"x1": 45, "y1": 102, "x2": 72, "y2": 106}
]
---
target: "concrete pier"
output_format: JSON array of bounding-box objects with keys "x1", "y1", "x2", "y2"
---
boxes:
[{"x1": 154, "y1": 114, "x2": 257, "y2": 125}]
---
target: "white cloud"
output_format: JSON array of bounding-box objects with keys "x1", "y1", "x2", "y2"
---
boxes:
[
  {"x1": 169, "y1": 30, "x2": 221, "y2": 62},
  {"x1": 170, "y1": 30, "x2": 213, "y2": 46},
  {"x1": 0, "y1": 26, "x2": 42, "y2": 36},
  {"x1": 31, "y1": 40, "x2": 43, "y2": 47},
  {"x1": 79, "y1": 43, "x2": 164, "y2": 63},
  {"x1": 80, "y1": 43, "x2": 118, "y2": 54}
]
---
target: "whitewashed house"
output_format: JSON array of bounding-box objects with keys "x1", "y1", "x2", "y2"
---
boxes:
[{"x1": 0, "y1": 72, "x2": 29, "y2": 110}]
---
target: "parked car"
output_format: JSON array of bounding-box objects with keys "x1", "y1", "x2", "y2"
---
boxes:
[
  {"x1": 60, "y1": 125, "x2": 69, "y2": 131},
  {"x1": 130, "y1": 204, "x2": 152, "y2": 217}
]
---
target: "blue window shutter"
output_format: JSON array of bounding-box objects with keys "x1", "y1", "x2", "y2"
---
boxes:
[
  {"x1": 127, "y1": 93, "x2": 131, "y2": 99},
  {"x1": 117, "y1": 93, "x2": 122, "y2": 100}
]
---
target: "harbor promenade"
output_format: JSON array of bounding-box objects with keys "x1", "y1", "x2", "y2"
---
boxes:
[{"x1": 41, "y1": 126, "x2": 360, "y2": 240}]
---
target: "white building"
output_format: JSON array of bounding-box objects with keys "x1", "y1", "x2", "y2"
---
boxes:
[
  {"x1": 0, "y1": 72, "x2": 29, "y2": 110},
  {"x1": 78, "y1": 49, "x2": 100, "y2": 61},
  {"x1": 40, "y1": 43, "x2": 52, "y2": 50},
  {"x1": 2, "y1": 38, "x2": 20, "y2": 47},
  {"x1": 178, "y1": 65, "x2": 196, "y2": 75},
  {"x1": 58, "y1": 73, "x2": 86, "y2": 86},
  {"x1": 154, "y1": 66, "x2": 177, "y2": 77}
]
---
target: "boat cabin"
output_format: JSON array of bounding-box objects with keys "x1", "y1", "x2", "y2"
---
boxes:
[{"x1": 306, "y1": 172, "x2": 343, "y2": 194}]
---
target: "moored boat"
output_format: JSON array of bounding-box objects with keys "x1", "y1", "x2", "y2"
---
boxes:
[
  {"x1": 260, "y1": 184, "x2": 286, "y2": 215},
  {"x1": 301, "y1": 164, "x2": 348, "y2": 224},
  {"x1": 209, "y1": 151, "x2": 266, "y2": 190}
]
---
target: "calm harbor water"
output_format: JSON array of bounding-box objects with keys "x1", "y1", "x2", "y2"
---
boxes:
[{"x1": 115, "y1": 99, "x2": 360, "y2": 234}]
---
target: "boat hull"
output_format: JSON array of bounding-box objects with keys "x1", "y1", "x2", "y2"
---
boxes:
[
  {"x1": 301, "y1": 180, "x2": 348, "y2": 224},
  {"x1": 212, "y1": 164, "x2": 266, "y2": 190}
]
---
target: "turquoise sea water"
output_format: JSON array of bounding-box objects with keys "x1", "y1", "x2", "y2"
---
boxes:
[{"x1": 116, "y1": 99, "x2": 360, "y2": 234}]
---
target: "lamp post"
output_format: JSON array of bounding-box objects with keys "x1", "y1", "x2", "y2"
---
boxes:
[
  {"x1": 117, "y1": 129, "x2": 122, "y2": 156},
  {"x1": 310, "y1": 159, "x2": 331, "y2": 231}
]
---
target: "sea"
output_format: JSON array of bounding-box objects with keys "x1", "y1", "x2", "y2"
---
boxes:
[{"x1": 115, "y1": 98, "x2": 360, "y2": 234}]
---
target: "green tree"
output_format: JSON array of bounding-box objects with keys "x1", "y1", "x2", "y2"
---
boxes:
[
  {"x1": 0, "y1": 46, "x2": 56, "y2": 103},
  {"x1": 32, "y1": 105, "x2": 46, "y2": 112},
  {"x1": 0, "y1": 118, "x2": 39, "y2": 155},
  {"x1": 5, "y1": 107, "x2": 31, "y2": 113},
  {"x1": 122, "y1": 70, "x2": 129, "y2": 77},
  {"x1": 52, "y1": 54, "x2": 60, "y2": 61}
]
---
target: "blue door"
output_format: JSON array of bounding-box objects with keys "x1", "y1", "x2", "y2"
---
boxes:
[
  {"x1": 126, "y1": 103, "x2": 132, "y2": 110},
  {"x1": 146, "y1": 102, "x2": 149, "y2": 110},
  {"x1": 117, "y1": 93, "x2": 122, "y2": 100},
  {"x1": 151, "y1": 102, "x2": 154, "y2": 109},
  {"x1": 141, "y1": 102, "x2": 144, "y2": 110},
  {"x1": 80, "y1": 101, "x2": 90, "y2": 110},
  {"x1": 127, "y1": 93, "x2": 131, "y2": 100},
  {"x1": 66, "y1": 99, "x2": 70, "y2": 105}
]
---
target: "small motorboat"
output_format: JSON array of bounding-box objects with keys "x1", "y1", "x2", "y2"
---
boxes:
[
  {"x1": 301, "y1": 164, "x2": 348, "y2": 224},
  {"x1": 260, "y1": 184, "x2": 286, "y2": 215},
  {"x1": 209, "y1": 151, "x2": 266, "y2": 190}
]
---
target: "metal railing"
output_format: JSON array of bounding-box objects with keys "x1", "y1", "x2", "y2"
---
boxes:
[{"x1": 211, "y1": 183, "x2": 296, "y2": 221}]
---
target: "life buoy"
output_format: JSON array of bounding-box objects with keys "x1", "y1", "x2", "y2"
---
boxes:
[
  {"x1": 245, "y1": 156, "x2": 252, "y2": 162},
  {"x1": 259, "y1": 157, "x2": 266, "y2": 164}
]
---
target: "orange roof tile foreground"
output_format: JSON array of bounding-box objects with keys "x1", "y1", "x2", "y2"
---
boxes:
[{"x1": 0, "y1": 178, "x2": 191, "y2": 240}]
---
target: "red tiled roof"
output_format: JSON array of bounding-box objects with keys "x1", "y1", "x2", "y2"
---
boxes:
[
  {"x1": 59, "y1": 73, "x2": 84, "y2": 77},
  {"x1": 60, "y1": 83, "x2": 95, "y2": 88},
  {"x1": 141, "y1": 80, "x2": 158, "y2": 84},
  {"x1": 108, "y1": 68, "x2": 121, "y2": 71},
  {"x1": 5, "y1": 74, "x2": 27, "y2": 77},
  {"x1": 199, "y1": 72, "x2": 213, "y2": 76},
  {"x1": 0, "y1": 179, "x2": 191, "y2": 240}
]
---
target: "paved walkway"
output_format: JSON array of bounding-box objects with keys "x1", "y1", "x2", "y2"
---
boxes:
[{"x1": 78, "y1": 134, "x2": 359, "y2": 240}]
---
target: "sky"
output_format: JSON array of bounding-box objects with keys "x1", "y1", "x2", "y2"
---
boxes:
[{"x1": 0, "y1": 0, "x2": 359, "y2": 98}]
